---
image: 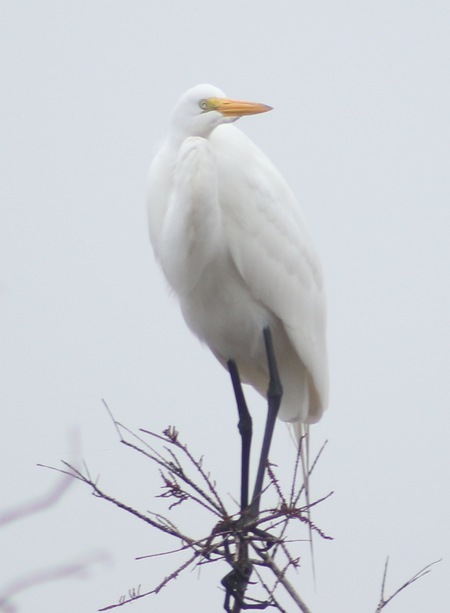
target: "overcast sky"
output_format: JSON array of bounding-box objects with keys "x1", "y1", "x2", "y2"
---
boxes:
[{"x1": 1, "y1": 2, "x2": 449, "y2": 612}]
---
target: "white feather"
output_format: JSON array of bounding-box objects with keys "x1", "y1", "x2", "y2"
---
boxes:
[{"x1": 147, "y1": 84, "x2": 328, "y2": 429}]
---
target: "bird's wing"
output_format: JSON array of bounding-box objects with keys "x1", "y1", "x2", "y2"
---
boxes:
[{"x1": 212, "y1": 125, "x2": 328, "y2": 416}]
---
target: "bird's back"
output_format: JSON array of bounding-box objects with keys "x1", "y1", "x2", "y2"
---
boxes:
[{"x1": 211, "y1": 125, "x2": 328, "y2": 423}]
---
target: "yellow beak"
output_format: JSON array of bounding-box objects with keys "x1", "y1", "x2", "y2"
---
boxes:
[{"x1": 209, "y1": 97, "x2": 273, "y2": 117}]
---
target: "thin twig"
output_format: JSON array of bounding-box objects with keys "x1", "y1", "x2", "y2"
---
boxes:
[
  {"x1": 375, "y1": 557, "x2": 442, "y2": 612},
  {"x1": 39, "y1": 421, "x2": 332, "y2": 612},
  {"x1": 0, "y1": 554, "x2": 106, "y2": 610},
  {"x1": 99, "y1": 552, "x2": 199, "y2": 611},
  {"x1": 254, "y1": 550, "x2": 312, "y2": 613},
  {"x1": 141, "y1": 426, "x2": 228, "y2": 514},
  {"x1": 115, "y1": 424, "x2": 226, "y2": 517},
  {"x1": 0, "y1": 474, "x2": 73, "y2": 528},
  {"x1": 39, "y1": 461, "x2": 195, "y2": 544}
]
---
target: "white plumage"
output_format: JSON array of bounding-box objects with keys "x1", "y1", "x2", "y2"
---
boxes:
[{"x1": 147, "y1": 84, "x2": 328, "y2": 434}]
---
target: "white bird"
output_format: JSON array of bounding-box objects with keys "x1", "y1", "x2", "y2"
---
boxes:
[{"x1": 147, "y1": 85, "x2": 328, "y2": 511}]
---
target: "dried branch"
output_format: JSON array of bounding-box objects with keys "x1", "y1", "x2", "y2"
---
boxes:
[
  {"x1": 39, "y1": 460, "x2": 198, "y2": 545},
  {"x1": 43, "y1": 418, "x2": 327, "y2": 611},
  {"x1": 253, "y1": 550, "x2": 312, "y2": 613},
  {"x1": 39, "y1": 407, "x2": 440, "y2": 612},
  {"x1": 98, "y1": 551, "x2": 199, "y2": 610},
  {"x1": 375, "y1": 557, "x2": 441, "y2": 612},
  {"x1": 0, "y1": 474, "x2": 73, "y2": 529},
  {"x1": 0, "y1": 434, "x2": 109, "y2": 612},
  {"x1": 0, "y1": 554, "x2": 105, "y2": 612}
]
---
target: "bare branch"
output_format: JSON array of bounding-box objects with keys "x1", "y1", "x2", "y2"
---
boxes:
[
  {"x1": 253, "y1": 549, "x2": 312, "y2": 613},
  {"x1": 39, "y1": 460, "x2": 197, "y2": 545},
  {"x1": 98, "y1": 551, "x2": 199, "y2": 611},
  {"x1": 38, "y1": 419, "x2": 440, "y2": 613},
  {"x1": 0, "y1": 554, "x2": 106, "y2": 611},
  {"x1": 375, "y1": 557, "x2": 442, "y2": 612},
  {"x1": 0, "y1": 474, "x2": 73, "y2": 529}
]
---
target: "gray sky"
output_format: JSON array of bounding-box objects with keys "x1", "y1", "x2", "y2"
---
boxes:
[{"x1": 1, "y1": 1, "x2": 449, "y2": 611}]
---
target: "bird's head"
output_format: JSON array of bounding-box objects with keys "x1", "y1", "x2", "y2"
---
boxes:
[{"x1": 170, "y1": 84, "x2": 272, "y2": 140}]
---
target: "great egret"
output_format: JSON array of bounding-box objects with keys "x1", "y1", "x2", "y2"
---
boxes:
[{"x1": 147, "y1": 84, "x2": 328, "y2": 515}]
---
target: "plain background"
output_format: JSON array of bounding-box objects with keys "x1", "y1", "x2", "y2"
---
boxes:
[{"x1": 1, "y1": 2, "x2": 449, "y2": 611}]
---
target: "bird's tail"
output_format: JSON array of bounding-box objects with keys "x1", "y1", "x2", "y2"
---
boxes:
[{"x1": 293, "y1": 422, "x2": 316, "y2": 585}]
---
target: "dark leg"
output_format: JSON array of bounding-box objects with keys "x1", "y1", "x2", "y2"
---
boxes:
[
  {"x1": 227, "y1": 359, "x2": 252, "y2": 511},
  {"x1": 222, "y1": 331, "x2": 281, "y2": 611},
  {"x1": 221, "y1": 538, "x2": 252, "y2": 613},
  {"x1": 248, "y1": 327, "x2": 283, "y2": 518}
]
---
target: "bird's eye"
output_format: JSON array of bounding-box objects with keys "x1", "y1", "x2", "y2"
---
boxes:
[{"x1": 199, "y1": 99, "x2": 209, "y2": 111}]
